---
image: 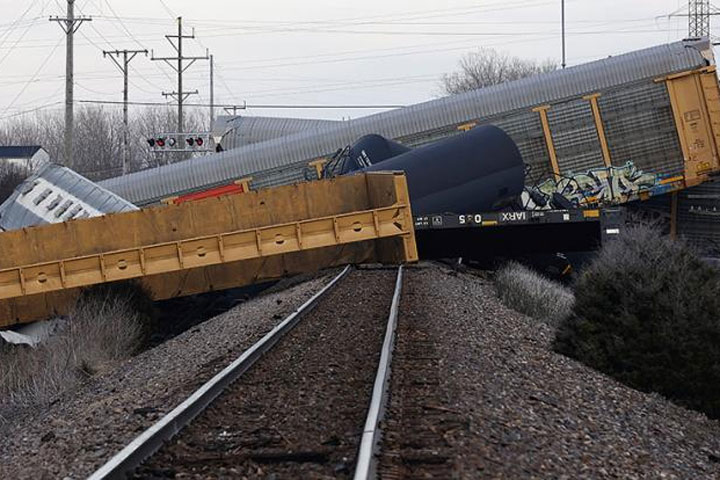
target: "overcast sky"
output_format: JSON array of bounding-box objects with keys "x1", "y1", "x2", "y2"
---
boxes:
[{"x1": 0, "y1": 0, "x2": 704, "y2": 122}]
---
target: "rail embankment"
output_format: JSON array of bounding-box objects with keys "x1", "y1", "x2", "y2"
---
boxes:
[
  {"x1": 0, "y1": 272, "x2": 335, "y2": 479},
  {"x1": 379, "y1": 264, "x2": 720, "y2": 478}
]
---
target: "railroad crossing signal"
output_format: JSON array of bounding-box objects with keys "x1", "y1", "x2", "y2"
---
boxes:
[
  {"x1": 186, "y1": 136, "x2": 204, "y2": 147},
  {"x1": 147, "y1": 133, "x2": 211, "y2": 151}
]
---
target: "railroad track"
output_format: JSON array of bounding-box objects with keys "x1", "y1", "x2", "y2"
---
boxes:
[
  {"x1": 88, "y1": 264, "x2": 403, "y2": 480},
  {"x1": 377, "y1": 268, "x2": 458, "y2": 478}
]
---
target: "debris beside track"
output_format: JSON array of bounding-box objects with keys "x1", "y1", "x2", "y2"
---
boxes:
[
  {"x1": 0, "y1": 271, "x2": 337, "y2": 480},
  {"x1": 380, "y1": 264, "x2": 720, "y2": 478}
]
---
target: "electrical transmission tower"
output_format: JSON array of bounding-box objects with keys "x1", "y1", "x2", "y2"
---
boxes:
[
  {"x1": 103, "y1": 49, "x2": 148, "y2": 175},
  {"x1": 151, "y1": 17, "x2": 208, "y2": 134},
  {"x1": 50, "y1": 0, "x2": 91, "y2": 165},
  {"x1": 689, "y1": 0, "x2": 712, "y2": 37}
]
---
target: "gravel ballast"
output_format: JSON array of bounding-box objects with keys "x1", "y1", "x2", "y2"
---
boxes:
[
  {"x1": 379, "y1": 264, "x2": 720, "y2": 478},
  {"x1": 138, "y1": 268, "x2": 397, "y2": 479},
  {"x1": 2, "y1": 263, "x2": 719, "y2": 479},
  {"x1": 0, "y1": 271, "x2": 337, "y2": 480}
]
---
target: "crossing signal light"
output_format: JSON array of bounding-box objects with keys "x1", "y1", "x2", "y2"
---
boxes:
[
  {"x1": 148, "y1": 134, "x2": 208, "y2": 149},
  {"x1": 148, "y1": 137, "x2": 167, "y2": 148},
  {"x1": 185, "y1": 136, "x2": 205, "y2": 147}
]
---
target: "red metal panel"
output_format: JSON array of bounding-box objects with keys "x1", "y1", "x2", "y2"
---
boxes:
[{"x1": 173, "y1": 184, "x2": 245, "y2": 205}]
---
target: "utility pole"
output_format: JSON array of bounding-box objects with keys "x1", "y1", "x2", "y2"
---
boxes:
[
  {"x1": 103, "y1": 49, "x2": 148, "y2": 175},
  {"x1": 210, "y1": 54, "x2": 215, "y2": 127},
  {"x1": 561, "y1": 0, "x2": 566, "y2": 69},
  {"x1": 152, "y1": 17, "x2": 208, "y2": 133},
  {"x1": 50, "y1": 0, "x2": 91, "y2": 165}
]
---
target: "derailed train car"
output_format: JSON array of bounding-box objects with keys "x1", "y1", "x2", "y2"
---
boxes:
[
  {"x1": 328, "y1": 126, "x2": 526, "y2": 215},
  {"x1": 99, "y1": 38, "x2": 720, "y2": 209},
  {"x1": 0, "y1": 163, "x2": 138, "y2": 232},
  {"x1": 327, "y1": 127, "x2": 620, "y2": 266},
  {"x1": 216, "y1": 115, "x2": 339, "y2": 150}
]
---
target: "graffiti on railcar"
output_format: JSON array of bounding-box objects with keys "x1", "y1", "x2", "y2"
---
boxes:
[{"x1": 523, "y1": 161, "x2": 680, "y2": 209}]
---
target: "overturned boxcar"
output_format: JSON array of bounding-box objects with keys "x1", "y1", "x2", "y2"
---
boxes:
[{"x1": 99, "y1": 38, "x2": 720, "y2": 209}]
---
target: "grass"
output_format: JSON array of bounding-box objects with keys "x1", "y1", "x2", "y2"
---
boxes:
[
  {"x1": 0, "y1": 285, "x2": 147, "y2": 421},
  {"x1": 494, "y1": 261, "x2": 574, "y2": 327}
]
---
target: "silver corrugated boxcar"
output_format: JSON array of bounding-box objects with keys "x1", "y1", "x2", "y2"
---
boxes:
[
  {"x1": 0, "y1": 163, "x2": 138, "y2": 231},
  {"x1": 219, "y1": 116, "x2": 339, "y2": 150},
  {"x1": 99, "y1": 38, "x2": 716, "y2": 207}
]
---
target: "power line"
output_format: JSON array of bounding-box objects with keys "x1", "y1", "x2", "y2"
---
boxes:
[
  {"x1": 237, "y1": 74, "x2": 439, "y2": 98},
  {"x1": 97, "y1": 0, "x2": 175, "y2": 88},
  {"x1": 157, "y1": 0, "x2": 176, "y2": 19},
  {"x1": 1, "y1": 36, "x2": 63, "y2": 117},
  {"x1": 0, "y1": 101, "x2": 64, "y2": 120},
  {"x1": 0, "y1": 2, "x2": 685, "y2": 120},
  {"x1": 75, "y1": 99, "x2": 405, "y2": 109},
  {"x1": 74, "y1": 1, "x2": 171, "y2": 91},
  {"x1": 137, "y1": 0, "x2": 559, "y2": 31},
  {"x1": 102, "y1": 0, "x2": 144, "y2": 49},
  {"x1": 196, "y1": 27, "x2": 683, "y2": 37},
  {"x1": 0, "y1": 0, "x2": 40, "y2": 53},
  {"x1": 0, "y1": 16, "x2": 46, "y2": 34},
  {"x1": 72, "y1": 24, "x2": 161, "y2": 96},
  {"x1": 0, "y1": 38, "x2": 482, "y2": 84},
  {"x1": 88, "y1": 14, "x2": 666, "y2": 29},
  {"x1": 0, "y1": 0, "x2": 47, "y2": 70},
  {"x1": 0, "y1": 23, "x2": 683, "y2": 51}
]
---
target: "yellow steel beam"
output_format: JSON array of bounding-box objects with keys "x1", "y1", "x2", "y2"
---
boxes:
[
  {"x1": 583, "y1": 93, "x2": 613, "y2": 168},
  {"x1": 532, "y1": 105, "x2": 561, "y2": 181},
  {"x1": 654, "y1": 65, "x2": 716, "y2": 83},
  {"x1": 0, "y1": 172, "x2": 417, "y2": 326},
  {"x1": 0, "y1": 205, "x2": 412, "y2": 301}
]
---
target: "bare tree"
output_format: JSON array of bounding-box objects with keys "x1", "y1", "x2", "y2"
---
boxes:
[
  {"x1": 0, "y1": 163, "x2": 29, "y2": 204},
  {"x1": 71, "y1": 107, "x2": 124, "y2": 180},
  {"x1": 0, "y1": 106, "x2": 209, "y2": 182},
  {"x1": 441, "y1": 48, "x2": 557, "y2": 95}
]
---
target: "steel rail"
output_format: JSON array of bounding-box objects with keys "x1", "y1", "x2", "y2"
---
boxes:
[
  {"x1": 87, "y1": 265, "x2": 351, "y2": 480},
  {"x1": 354, "y1": 265, "x2": 404, "y2": 480}
]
